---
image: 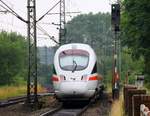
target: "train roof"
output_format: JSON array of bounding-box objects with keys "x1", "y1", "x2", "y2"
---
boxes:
[{"x1": 57, "y1": 43, "x2": 93, "y2": 51}]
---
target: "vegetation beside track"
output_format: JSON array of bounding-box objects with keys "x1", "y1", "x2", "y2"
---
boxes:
[
  {"x1": 110, "y1": 94, "x2": 124, "y2": 116},
  {"x1": 0, "y1": 31, "x2": 28, "y2": 86},
  {"x1": 0, "y1": 85, "x2": 47, "y2": 100},
  {"x1": 121, "y1": 0, "x2": 150, "y2": 86},
  {"x1": 0, "y1": 85, "x2": 26, "y2": 100}
]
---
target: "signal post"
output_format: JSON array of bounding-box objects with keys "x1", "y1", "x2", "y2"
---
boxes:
[{"x1": 111, "y1": 3, "x2": 121, "y2": 99}]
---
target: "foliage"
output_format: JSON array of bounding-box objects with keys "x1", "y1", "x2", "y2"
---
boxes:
[
  {"x1": 65, "y1": 12, "x2": 113, "y2": 46},
  {"x1": 0, "y1": 31, "x2": 28, "y2": 85},
  {"x1": 121, "y1": 48, "x2": 144, "y2": 84},
  {"x1": 0, "y1": 85, "x2": 26, "y2": 100},
  {"x1": 64, "y1": 12, "x2": 113, "y2": 78},
  {"x1": 0, "y1": 84, "x2": 46, "y2": 100},
  {"x1": 121, "y1": 0, "x2": 150, "y2": 78}
]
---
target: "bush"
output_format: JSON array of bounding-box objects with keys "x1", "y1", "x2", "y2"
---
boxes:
[{"x1": 0, "y1": 31, "x2": 27, "y2": 85}]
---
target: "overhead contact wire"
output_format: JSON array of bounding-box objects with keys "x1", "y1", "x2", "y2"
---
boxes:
[
  {"x1": 37, "y1": 24, "x2": 60, "y2": 44},
  {"x1": 0, "y1": 0, "x2": 27, "y2": 23},
  {"x1": 37, "y1": 0, "x2": 60, "y2": 22}
]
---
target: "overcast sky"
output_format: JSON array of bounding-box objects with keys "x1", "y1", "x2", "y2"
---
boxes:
[{"x1": 0, "y1": 0, "x2": 116, "y2": 46}]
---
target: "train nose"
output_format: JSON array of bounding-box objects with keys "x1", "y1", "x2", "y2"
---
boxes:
[{"x1": 60, "y1": 82, "x2": 87, "y2": 95}]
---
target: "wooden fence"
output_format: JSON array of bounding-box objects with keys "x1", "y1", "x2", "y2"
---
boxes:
[{"x1": 123, "y1": 85, "x2": 150, "y2": 116}]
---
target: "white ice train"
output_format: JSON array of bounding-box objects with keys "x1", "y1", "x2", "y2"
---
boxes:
[{"x1": 52, "y1": 43, "x2": 103, "y2": 101}]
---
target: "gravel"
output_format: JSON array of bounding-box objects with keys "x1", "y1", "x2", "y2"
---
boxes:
[
  {"x1": 0, "y1": 96, "x2": 60, "y2": 116},
  {"x1": 82, "y1": 92, "x2": 112, "y2": 116},
  {"x1": 0, "y1": 93, "x2": 113, "y2": 116}
]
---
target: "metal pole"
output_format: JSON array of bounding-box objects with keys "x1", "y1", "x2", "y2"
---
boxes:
[
  {"x1": 111, "y1": 1, "x2": 121, "y2": 99},
  {"x1": 116, "y1": 0, "x2": 121, "y2": 85},
  {"x1": 112, "y1": 30, "x2": 120, "y2": 99},
  {"x1": 118, "y1": 34, "x2": 121, "y2": 81},
  {"x1": 59, "y1": 0, "x2": 65, "y2": 45},
  {"x1": 33, "y1": 0, "x2": 38, "y2": 103},
  {"x1": 27, "y1": 0, "x2": 30, "y2": 103},
  {"x1": 27, "y1": 0, "x2": 38, "y2": 105}
]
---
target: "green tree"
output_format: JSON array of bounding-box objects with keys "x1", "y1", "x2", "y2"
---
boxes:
[
  {"x1": 0, "y1": 31, "x2": 27, "y2": 85},
  {"x1": 65, "y1": 13, "x2": 113, "y2": 46},
  {"x1": 121, "y1": 0, "x2": 150, "y2": 78}
]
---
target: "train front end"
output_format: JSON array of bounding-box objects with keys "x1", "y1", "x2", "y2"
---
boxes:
[{"x1": 52, "y1": 43, "x2": 102, "y2": 101}]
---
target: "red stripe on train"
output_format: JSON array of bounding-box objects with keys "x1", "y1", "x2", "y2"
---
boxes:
[
  {"x1": 88, "y1": 76, "x2": 98, "y2": 81},
  {"x1": 52, "y1": 75, "x2": 59, "y2": 81}
]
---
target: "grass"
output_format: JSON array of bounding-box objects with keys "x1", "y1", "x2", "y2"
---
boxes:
[
  {"x1": 106, "y1": 83, "x2": 112, "y2": 93},
  {"x1": 0, "y1": 85, "x2": 47, "y2": 100},
  {"x1": 105, "y1": 83, "x2": 125, "y2": 116},
  {"x1": 110, "y1": 94, "x2": 124, "y2": 116},
  {"x1": 0, "y1": 85, "x2": 26, "y2": 100}
]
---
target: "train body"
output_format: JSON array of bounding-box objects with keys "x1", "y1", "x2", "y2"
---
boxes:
[{"x1": 52, "y1": 43, "x2": 103, "y2": 101}]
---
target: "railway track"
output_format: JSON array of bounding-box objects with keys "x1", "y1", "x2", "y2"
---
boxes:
[
  {"x1": 0, "y1": 96, "x2": 26, "y2": 107},
  {"x1": 0, "y1": 91, "x2": 111, "y2": 116},
  {"x1": 0, "y1": 92, "x2": 54, "y2": 107},
  {"x1": 40, "y1": 100, "x2": 92, "y2": 116}
]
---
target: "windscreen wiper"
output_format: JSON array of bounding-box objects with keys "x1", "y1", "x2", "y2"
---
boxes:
[{"x1": 72, "y1": 60, "x2": 77, "y2": 72}]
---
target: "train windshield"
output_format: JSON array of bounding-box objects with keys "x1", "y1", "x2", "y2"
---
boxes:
[{"x1": 59, "y1": 49, "x2": 89, "y2": 71}]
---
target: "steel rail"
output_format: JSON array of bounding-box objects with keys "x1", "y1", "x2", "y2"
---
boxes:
[
  {"x1": 0, "y1": 92, "x2": 54, "y2": 107},
  {"x1": 0, "y1": 96, "x2": 26, "y2": 107},
  {"x1": 40, "y1": 105, "x2": 62, "y2": 116},
  {"x1": 40, "y1": 100, "x2": 92, "y2": 116}
]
